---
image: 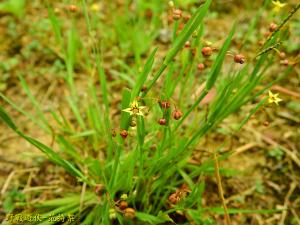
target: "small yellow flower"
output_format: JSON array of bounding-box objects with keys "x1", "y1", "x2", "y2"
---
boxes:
[
  {"x1": 272, "y1": 0, "x2": 286, "y2": 12},
  {"x1": 90, "y1": 3, "x2": 100, "y2": 12},
  {"x1": 268, "y1": 91, "x2": 283, "y2": 105},
  {"x1": 122, "y1": 100, "x2": 147, "y2": 117}
]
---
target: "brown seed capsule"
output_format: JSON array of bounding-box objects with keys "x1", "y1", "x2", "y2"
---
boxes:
[
  {"x1": 279, "y1": 52, "x2": 286, "y2": 59},
  {"x1": 264, "y1": 31, "x2": 271, "y2": 38},
  {"x1": 197, "y1": 63, "x2": 205, "y2": 71},
  {"x1": 185, "y1": 41, "x2": 191, "y2": 48},
  {"x1": 269, "y1": 22, "x2": 277, "y2": 32},
  {"x1": 120, "y1": 130, "x2": 128, "y2": 139},
  {"x1": 178, "y1": 23, "x2": 184, "y2": 30},
  {"x1": 263, "y1": 121, "x2": 269, "y2": 127},
  {"x1": 183, "y1": 14, "x2": 191, "y2": 22},
  {"x1": 68, "y1": 4, "x2": 77, "y2": 12},
  {"x1": 234, "y1": 54, "x2": 245, "y2": 64},
  {"x1": 124, "y1": 208, "x2": 135, "y2": 219},
  {"x1": 161, "y1": 101, "x2": 171, "y2": 109},
  {"x1": 158, "y1": 118, "x2": 166, "y2": 126},
  {"x1": 172, "y1": 109, "x2": 182, "y2": 120},
  {"x1": 173, "y1": 9, "x2": 182, "y2": 20},
  {"x1": 201, "y1": 47, "x2": 213, "y2": 57},
  {"x1": 281, "y1": 59, "x2": 289, "y2": 66},
  {"x1": 168, "y1": 193, "x2": 180, "y2": 204},
  {"x1": 119, "y1": 201, "x2": 128, "y2": 210}
]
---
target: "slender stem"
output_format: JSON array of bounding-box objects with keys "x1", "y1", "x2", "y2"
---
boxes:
[{"x1": 214, "y1": 152, "x2": 232, "y2": 225}]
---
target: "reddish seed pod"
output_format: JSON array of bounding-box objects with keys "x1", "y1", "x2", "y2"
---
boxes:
[
  {"x1": 234, "y1": 54, "x2": 245, "y2": 64},
  {"x1": 172, "y1": 109, "x2": 182, "y2": 120},
  {"x1": 281, "y1": 59, "x2": 289, "y2": 66},
  {"x1": 120, "y1": 130, "x2": 128, "y2": 139},
  {"x1": 263, "y1": 121, "x2": 269, "y2": 127},
  {"x1": 185, "y1": 41, "x2": 191, "y2": 48},
  {"x1": 264, "y1": 31, "x2": 271, "y2": 38},
  {"x1": 158, "y1": 118, "x2": 166, "y2": 126},
  {"x1": 178, "y1": 23, "x2": 184, "y2": 30},
  {"x1": 201, "y1": 47, "x2": 213, "y2": 57},
  {"x1": 269, "y1": 22, "x2": 277, "y2": 32},
  {"x1": 183, "y1": 14, "x2": 191, "y2": 22},
  {"x1": 168, "y1": 193, "x2": 179, "y2": 204},
  {"x1": 279, "y1": 52, "x2": 286, "y2": 59},
  {"x1": 172, "y1": 9, "x2": 182, "y2": 20},
  {"x1": 161, "y1": 101, "x2": 171, "y2": 109},
  {"x1": 68, "y1": 4, "x2": 77, "y2": 12},
  {"x1": 197, "y1": 63, "x2": 205, "y2": 71},
  {"x1": 119, "y1": 201, "x2": 128, "y2": 210},
  {"x1": 124, "y1": 208, "x2": 136, "y2": 219}
]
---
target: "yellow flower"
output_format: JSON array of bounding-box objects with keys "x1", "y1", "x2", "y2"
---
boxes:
[
  {"x1": 268, "y1": 91, "x2": 283, "y2": 105},
  {"x1": 272, "y1": 0, "x2": 286, "y2": 12},
  {"x1": 122, "y1": 100, "x2": 147, "y2": 117},
  {"x1": 90, "y1": 3, "x2": 100, "y2": 12}
]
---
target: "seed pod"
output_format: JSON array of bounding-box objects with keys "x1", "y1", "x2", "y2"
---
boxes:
[
  {"x1": 172, "y1": 109, "x2": 182, "y2": 120},
  {"x1": 158, "y1": 118, "x2": 166, "y2": 126},
  {"x1": 264, "y1": 31, "x2": 271, "y2": 38},
  {"x1": 234, "y1": 54, "x2": 245, "y2": 64},
  {"x1": 201, "y1": 47, "x2": 213, "y2": 57},
  {"x1": 120, "y1": 130, "x2": 128, "y2": 139},
  {"x1": 269, "y1": 22, "x2": 277, "y2": 32},
  {"x1": 68, "y1": 4, "x2": 77, "y2": 12},
  {"x1": 263, "y1": 121, "x2": 269, "y2": 127},
  {"x1": 178, "y1": 23, "x2": 184, "y2": 30},
  {"x1": 173, "y1": 9, "x2": 182, "y2": 20},
  {"x1": 161, "y1": 101, "x2": 171, "y2": 109},
  {"x1": 168, "y1": 193, "x2": 180, "y2": 204},
  {"x1": 281, "y1": 59, "x2": 289, "y2": 66},
  {"x1": 185, "y1": 41, "x2": 191, "y2": 48},
  {"x1": 197, "y1": 63, "x2": 205, "y2": 71},
  {"x1": 279, "y1": 52, "x2": 286, "y2": 59},
  {"x1": 119, "y1": 201, "x2": 128, "y2": 210},
  {"x1": 124, "y1": 208, "x2": 135, "y2": 219},
  {"x1": 183, "y1": 14, "x2": 191, "y2": 22}
]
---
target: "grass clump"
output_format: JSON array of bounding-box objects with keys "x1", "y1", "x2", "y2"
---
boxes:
[{"x1": 1, "y1": 0, "x2": 299, "y2": 224}]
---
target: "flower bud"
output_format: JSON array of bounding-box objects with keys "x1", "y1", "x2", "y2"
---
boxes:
[{"x1": 109, "y1": 208, "x2": 117, "y2": 220}]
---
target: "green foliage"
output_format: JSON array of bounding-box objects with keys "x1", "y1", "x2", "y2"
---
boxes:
[
  {"x1": 0, "y1": 0, "x2": 298, "y2": 224},
  {"x1": 0, "y1": 0, "x2": 25, "y2": 19}
]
